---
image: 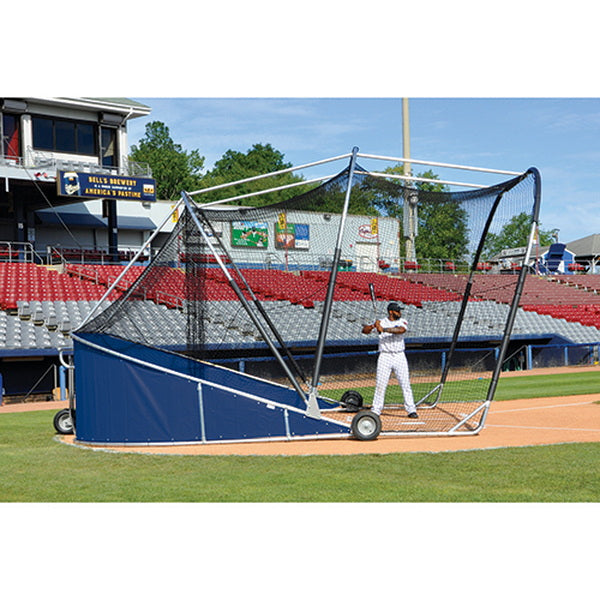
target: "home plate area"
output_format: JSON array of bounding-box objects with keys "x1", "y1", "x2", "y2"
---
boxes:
[{"x1": 326, "y1": 401, "x2": 486, "y2": 435}]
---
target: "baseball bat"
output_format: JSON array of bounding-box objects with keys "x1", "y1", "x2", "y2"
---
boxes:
[{"x1": 368, "y1": 283, "x2": 378, "y2": 322}]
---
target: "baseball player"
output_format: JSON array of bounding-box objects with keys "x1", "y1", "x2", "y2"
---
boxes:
[{"x1": 362, "y1": 302, "x2": 418, "y2": 418}]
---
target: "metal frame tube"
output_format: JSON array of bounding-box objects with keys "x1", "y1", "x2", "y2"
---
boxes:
[
  {"x1": 355, "y1": 169, "x2": 488, "y2": 189},
  {"x1": 188, "y1": 153, "x2": 351, "y2": 198},
  {"x1": 198, "y1": 175, "x2": 334, "y2": 207},
  {"x1": 440, "y1": 171, "x2": 531, "y2": 381},
  {"x1": 185, "y1": 151, "x2": 520, "y2": 211},
  {"x1": 448, "y1": 400, "x2": 490, "y2": 433},
  {"x1": 308, "y1": 147, "x2": 360, "y2": 405},
  {"x1": 428, "y1": 170, "x2": 535, "y2": 409},
  {"x1": 438, "y1": 187, "x2": 508, "y2": 395},
  {"x1": 414, "y1": 383, "x2": 443, "y2": 408},
  {"x1": 357, "y1": 152, "x2": 521, "y2": 176},
  {"x1": 197, "y1": 382, "x2": 206, "y2": 443}
]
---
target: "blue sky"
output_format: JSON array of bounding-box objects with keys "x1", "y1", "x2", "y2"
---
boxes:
[{"x1": 127, "y1": 97, "x2": 600, "y2": 244}]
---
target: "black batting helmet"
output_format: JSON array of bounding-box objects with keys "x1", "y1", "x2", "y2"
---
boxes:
[{"x1": 387, "y1": 302, "x2": 402, "y2": 313}]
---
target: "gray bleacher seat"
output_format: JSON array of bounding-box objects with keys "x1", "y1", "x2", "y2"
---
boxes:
[
  {"x1": 34, "y1": 327, "x2": 52, "y2": 348},
  {"x1": 17, "y1": 301, "x2": 31, "y2": 320},
  {"x1": 45, "y1": 314, "x2": 58, "y2": 330},
  {"x1": 31, "y1": 307, "x2": 45, "y2": 325},
  {"x1": 59, "y1": 318, "x2": 72, "y2": 334},
  {"x1": 1, "y1": 292, "x2": 598, "y2": 353}
]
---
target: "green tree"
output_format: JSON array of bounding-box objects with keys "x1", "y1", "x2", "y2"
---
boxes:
[
  {"x1": 300, "y1": 173, "x2": 380, "y2": 216},
  {"x1": 483, "y1": 212, "x2": 557, "y2": 259},
  {"x1": 197, "y1": 143, "x2": 312, "y2": 206},
  {"x1": 413, "y1": 170, "x2": 469, "y2": 260},
  {"x1": 129, "y1": 121, "x2": 205, "y2": 201},
  {"x1": 197, "y1": 144, "x2": 379, "y2": 213},
  {"x1": 366, "y1": 165, "x2": 470, "y2": 260}
]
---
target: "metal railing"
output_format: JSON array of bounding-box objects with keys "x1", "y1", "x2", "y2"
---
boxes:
[
  {"x1": 0, "y1": 149, "x2": 152, "y2": 178},
  {"x1": 3, "y1": 236, "x2": 597, "y2": 279},
  {"x1": 198, "y1": 249, "x2": 599, "y2": 276},
  {"x1": 65, "y1": 262, "x2": 184, "y2": 309},
  {"x1": 0, "y1": 241, "x2": 44, "y2": 263},
  {"x1": 345, "y1": 254, "x2": 483, "y2": 275},
  {"x1": 47, "y1": 245, "x2": 153, "y2": 266},
  {"x1": 0, "y1": 154, "x2": 26, "y2": 168}
]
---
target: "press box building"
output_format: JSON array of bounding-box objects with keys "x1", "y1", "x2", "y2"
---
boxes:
[{"x1": 0, "y1": 97, "x2": 159, "y2": 259}]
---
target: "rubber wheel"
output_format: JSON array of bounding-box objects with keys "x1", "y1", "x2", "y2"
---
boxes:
[
  {"x1": 351, "y1": 410, "x2": 382, "y2": 441},
  {"x1": 340, "y1": 390, "x2": 364, "y2": 412},
  {"x1": 53, "y1": 408, "x2": 74, "y2": 435}
]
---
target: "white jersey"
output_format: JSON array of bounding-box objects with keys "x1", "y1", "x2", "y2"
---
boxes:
[{"x1": 377, "y1": 316, "x2": 408, "y2": 353}]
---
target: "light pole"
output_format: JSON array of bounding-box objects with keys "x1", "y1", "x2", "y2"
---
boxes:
[
  {"x1": 402, "y1": 98, "x2": 417, "y2": 263},
  {"x1": 402, "y1": 98, "x2": 411, "y2": 179}
]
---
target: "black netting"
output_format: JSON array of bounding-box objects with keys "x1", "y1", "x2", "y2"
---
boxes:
[{"x1": 79, "y1": 164, "x2": 539, "y2": 435}]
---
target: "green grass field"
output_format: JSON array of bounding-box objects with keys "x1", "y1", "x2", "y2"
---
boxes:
[
  {"x1": 1, "y1": 370, "x2": 599, "y2": 502},
  {"x1": 494, "y1": 370, "x2": 600, "y2": 400},
  {"x1": 326, "y1": 369, "x2": 600, "y2": 405}
]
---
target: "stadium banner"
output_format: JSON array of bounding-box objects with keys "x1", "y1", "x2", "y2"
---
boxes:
[
  {"x1": 57, "y1": 170, "x2": 157, "y2": 202},
  {"x1": 231, "y1": 220, "x2": 269, "y2": 247},
  {"x1": 358, "y1": 223, "x2": 378, "y2": 239},
  {"x1": 294, "y1": 223, "x2": 310, "y2": 249},
  {"x1": 275, "y1": 222, "x2": 310, "y2": 250}
]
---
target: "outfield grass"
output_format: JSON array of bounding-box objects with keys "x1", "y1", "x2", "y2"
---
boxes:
[
  {"x1": 1, "y1": 408, "x2": 599, "y2": 502},
  {"x1": 494, "y1": 370, "x2": 600, "y2": 400},
  {"x1": 325, "y1": 369, "x2": 600, "y2": 405}
]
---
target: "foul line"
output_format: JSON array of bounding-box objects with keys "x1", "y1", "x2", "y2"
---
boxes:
[
  {"x1": 486, "y1": 423, "x2": 600, "y2": 433},
  {"x1": 492, "y1": 400, "x2": 595, "y2": 413}
]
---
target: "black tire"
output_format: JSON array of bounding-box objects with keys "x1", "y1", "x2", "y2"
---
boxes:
[
  {"x1": 340, "y1": 390, "x2": 363, "y2": 412},
  {"x1": 53, "y1": 408, "x2": 74, "y2": 435},
  {"x1": 351, "y1": 410, "x2": 382, "y2": 441}
]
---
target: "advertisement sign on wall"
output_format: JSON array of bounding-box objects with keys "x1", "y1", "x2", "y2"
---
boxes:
[
  {"x1": 57, "y1": 171, "x2": 157, "y2": 202},
  {"x1": 358, "y1": 223, "x2": 378, "y2": 239},
  {"x1": 275, "y1": 222, "x2": 310, "y2": 250},
  {"x1": 293, "y1": 223, "x2": 310, "y2": 249},
  {"x1": 231, "y1": 221, "x2": 269, "y2": 247}
]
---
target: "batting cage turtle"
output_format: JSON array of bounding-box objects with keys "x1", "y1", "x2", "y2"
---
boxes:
[{"x1": 69, "y1": 148, "x2": 541, "y2": 445}]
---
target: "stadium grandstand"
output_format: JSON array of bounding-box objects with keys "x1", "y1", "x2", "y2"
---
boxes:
[{"x1": 2, "y1": 254, "x2": 600, "y2": 399}]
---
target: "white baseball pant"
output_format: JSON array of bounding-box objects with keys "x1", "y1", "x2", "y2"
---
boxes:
[{"x1": 372, "y1": 351, "x2": 416, "y2": 415}]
